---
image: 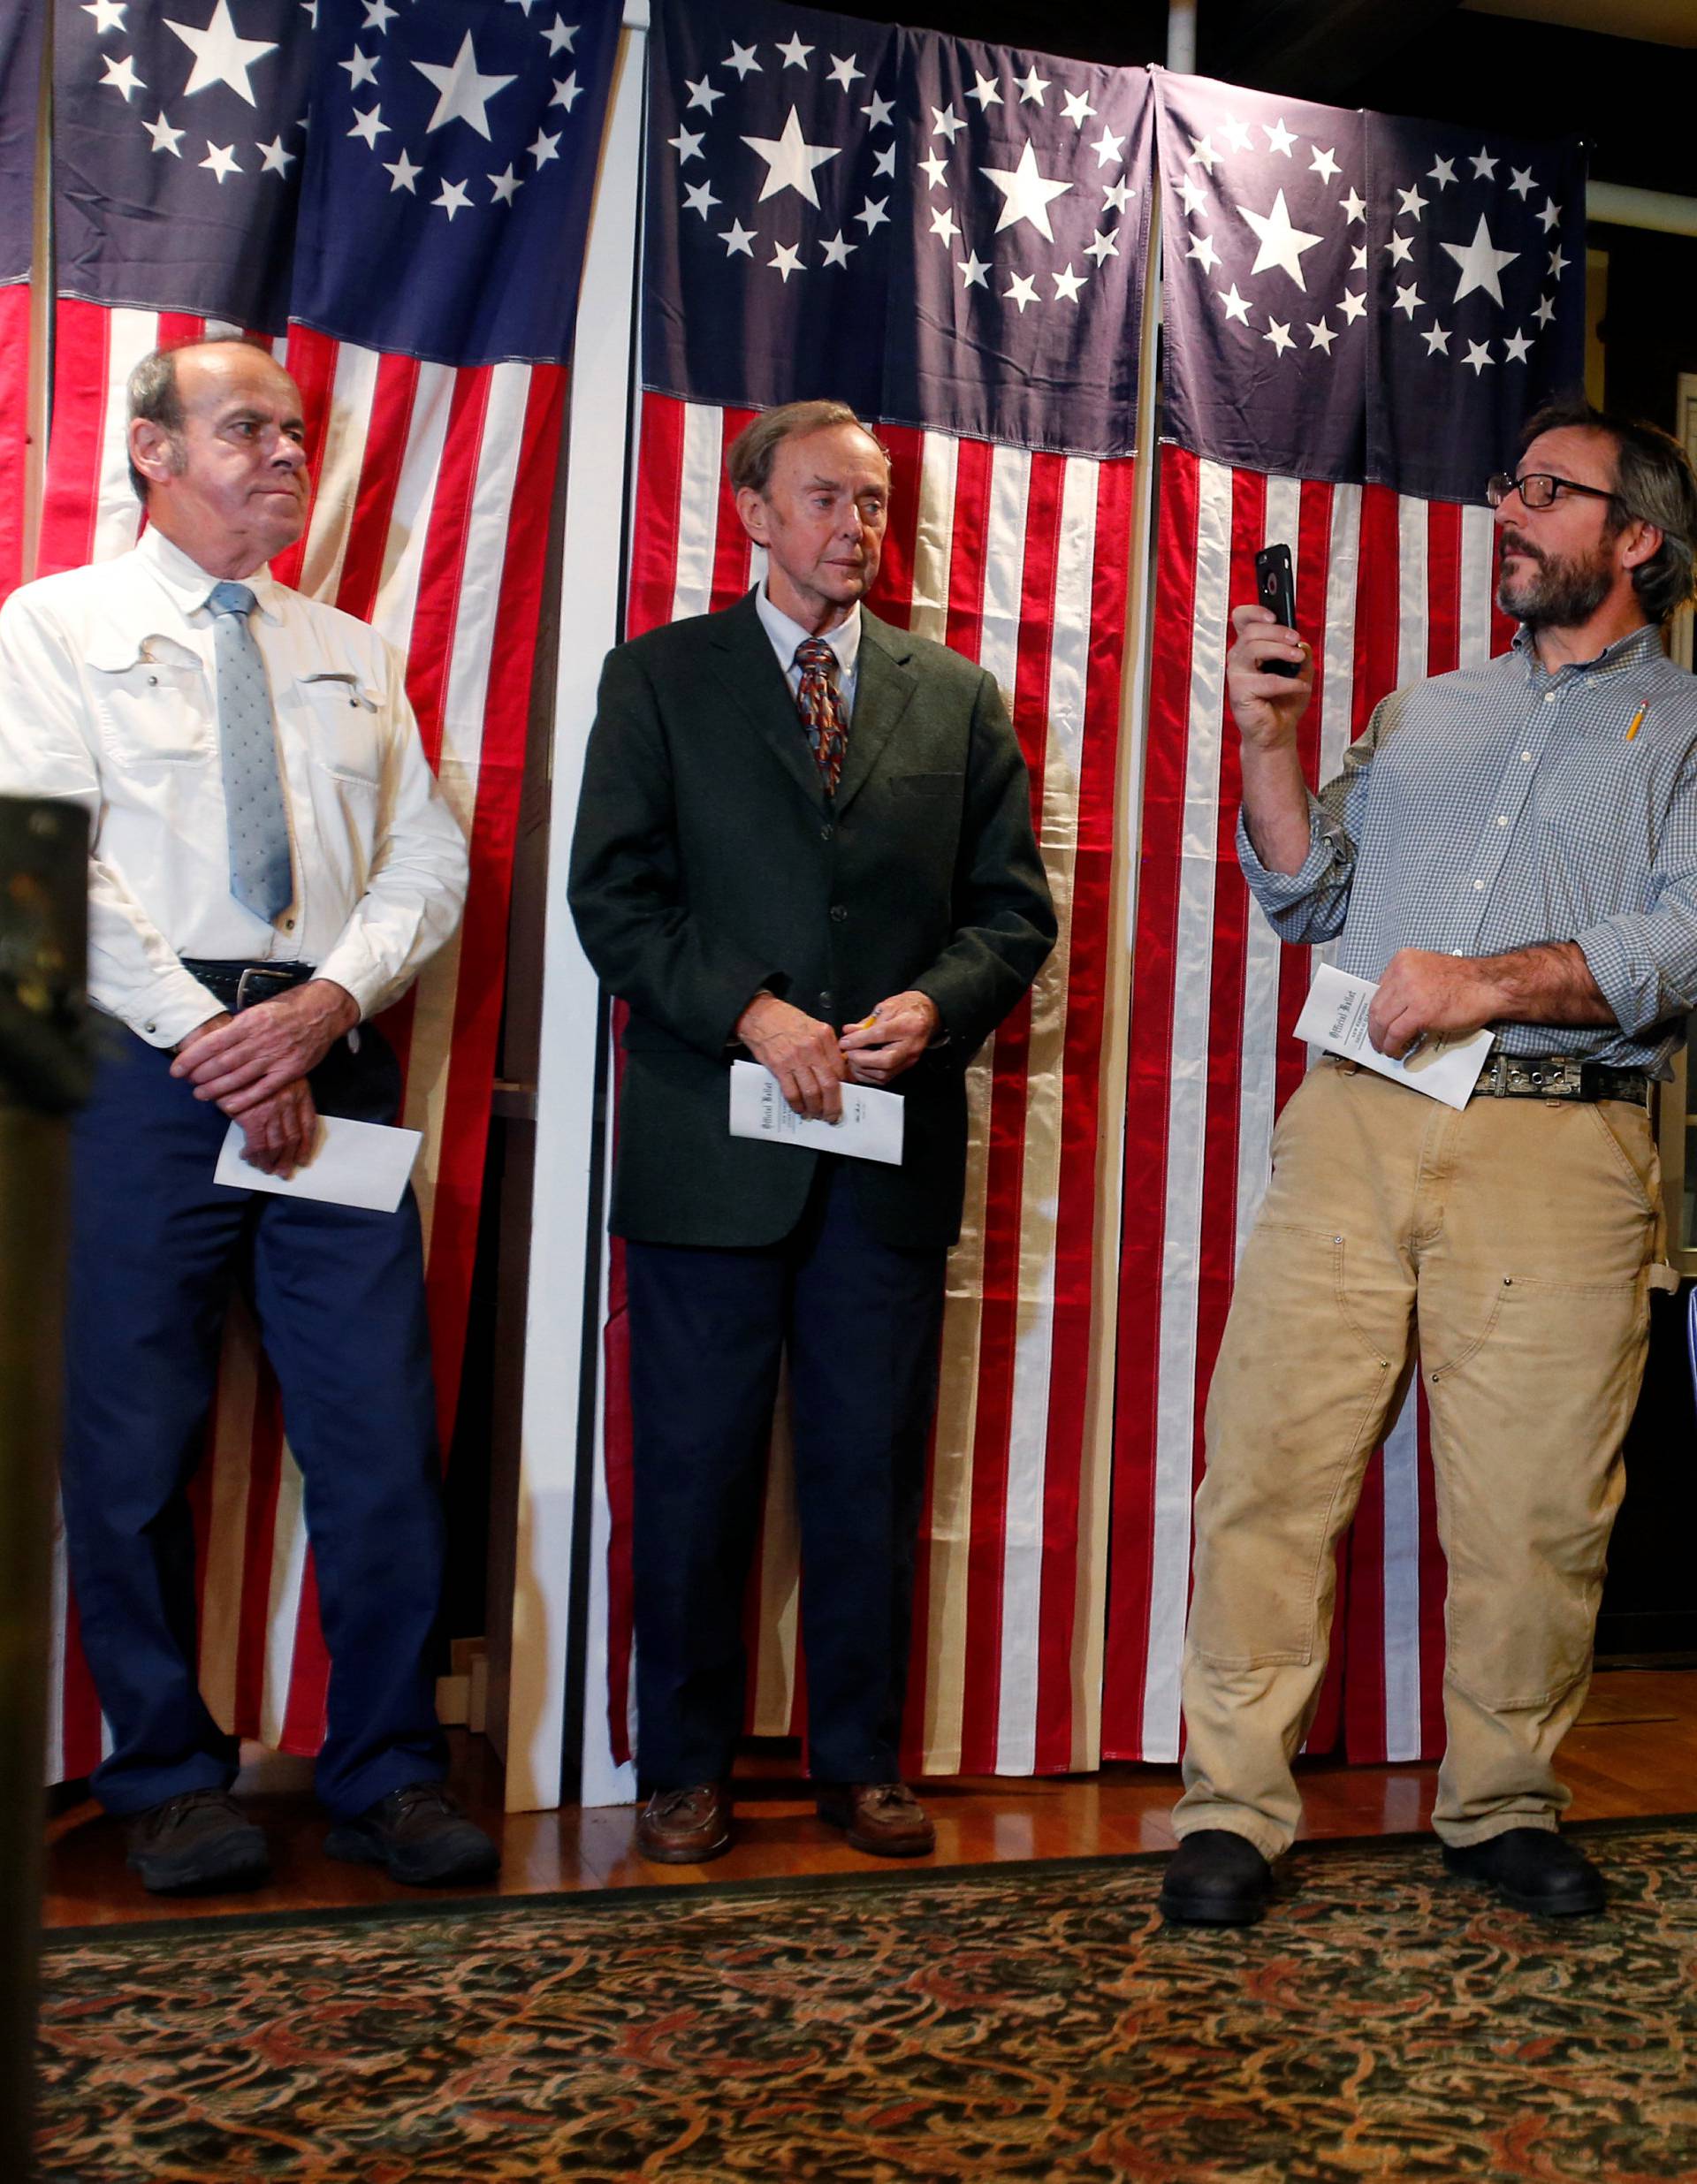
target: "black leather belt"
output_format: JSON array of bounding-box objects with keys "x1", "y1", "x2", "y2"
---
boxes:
[
  {"x1": 179, "y1": 958, "x2": 317, "y2": 1014},
  {"x1": 1475, "y1": 1052, "x2": 1650, "y2": 1106}
]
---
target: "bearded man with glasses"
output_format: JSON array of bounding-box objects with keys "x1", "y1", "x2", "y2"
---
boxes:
[{"x1": 1159, "y1": 396, "x2": 1697, "y2": 1929}]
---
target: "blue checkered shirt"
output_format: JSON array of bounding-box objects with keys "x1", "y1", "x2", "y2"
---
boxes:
[{"x1": 1239, "y1": 623, "x2": 1697, "y2": 1077}]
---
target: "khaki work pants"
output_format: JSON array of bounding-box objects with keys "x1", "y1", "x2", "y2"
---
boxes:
[{"x1": 1176, "y1": 1058, "x2": 1662, "y2": 1861}]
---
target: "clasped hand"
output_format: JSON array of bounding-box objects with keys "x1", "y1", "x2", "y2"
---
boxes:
[
  {"x1": 170, "y1": 978, "x2": 361, "y2": 1176},
  {"x1": 737, "y1": 990, "x2": 940, "y2": 1120}
]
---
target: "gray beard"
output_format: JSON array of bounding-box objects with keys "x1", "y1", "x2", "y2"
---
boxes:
[{"x1": 1496, "y1": 549, "x2": 1614, "y2": 632}]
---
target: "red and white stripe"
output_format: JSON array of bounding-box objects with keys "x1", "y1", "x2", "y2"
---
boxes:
[
  {"x1": 1103, "y1": 445, "x2": 1514, "y2": 1765},
  {"x1": 40, "y1": 301, "x2": 565, "y2": 1780},
  {"x1": 596, "y1": 392, "x2": 1134, "y2": 1780},
  {"x1": 0, "y1": 280, "x2": 31, "y2": 603}
]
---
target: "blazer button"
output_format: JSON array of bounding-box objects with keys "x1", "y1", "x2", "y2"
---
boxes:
[
  {"x1": 830, "y1": 904, "x2": 848, "y2": 922},
  {"x1": 818, "y1": 990, "x2": 833, "y2": 1011},
  {"x1": 819, "y1": 824, "x2": 833, "y2": 841}
]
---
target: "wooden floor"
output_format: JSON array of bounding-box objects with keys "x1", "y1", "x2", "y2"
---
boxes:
[{"x1": 42, "y1": 1666, "x2": 1697, "y2": 1929}]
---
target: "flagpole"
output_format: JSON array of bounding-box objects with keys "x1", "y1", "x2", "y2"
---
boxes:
[
  {"x1": 0, "y1": 798, "x2": 88, "y2": 2184},
  {"x1": 1166, "y1": 4, "x2": 1198, "y2": 76},
  {"x1": 1077, "y1": 171, "x2": 1167, "y2": 1769}
]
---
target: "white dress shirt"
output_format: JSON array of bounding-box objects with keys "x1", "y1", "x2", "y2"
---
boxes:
[
  {"x1": 0, "y1": 527, "x2": 468, "y2": 1048},
  {"x1": 753, "y1": 583, "x2": 863, "y2": 720}
]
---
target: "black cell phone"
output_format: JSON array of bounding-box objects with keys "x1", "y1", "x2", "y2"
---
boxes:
[{"x1": 1252, "y1": 543, "x2": 1300, "y2": 677}]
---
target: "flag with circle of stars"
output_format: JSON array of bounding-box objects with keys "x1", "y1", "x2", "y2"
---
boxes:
[
  {"x1": 56, "y1": 0, "x2": 317, "y2": 328},
  {"x1": 644, "y1": 0, "x2": 1153, "y2": 460},
  {"x1": 1154, "y1": 72, "x2": 1585, "y2": 503},
  {"x1": 1367, "y1": 107, "x2": 1586, "y2": 503},
  {"x1": 53, "y1": 0, "x2": 621, "y2": 365}
]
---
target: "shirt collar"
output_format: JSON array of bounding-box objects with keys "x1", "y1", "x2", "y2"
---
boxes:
[
  {"x1": 1512, "y1": 618, "x2": 1663, "y2": 685},
  {"x1": 754, "y1": 582, "x2": 862, "y2": 680},
  {"x1": 136, "y1": 522, "x2": 285, "y2": 625}
]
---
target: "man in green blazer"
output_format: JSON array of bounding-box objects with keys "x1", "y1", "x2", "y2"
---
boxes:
[{"x1": 570, "y1": 400, "x2": 1054, "y2": 1865}]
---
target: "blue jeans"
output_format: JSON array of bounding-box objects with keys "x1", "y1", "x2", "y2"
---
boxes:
[{"x1": 63, "y1": 1019, "x2": 449, "y2": 1818}]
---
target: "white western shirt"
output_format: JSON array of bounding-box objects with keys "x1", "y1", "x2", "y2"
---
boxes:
[{"x1": 0, "y1": 527, "x2": 469, "y2": 1048}]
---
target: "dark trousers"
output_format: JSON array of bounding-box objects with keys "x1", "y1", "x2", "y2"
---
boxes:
[
  {"x1": 63, "y1": 1021, "x2": 449, "y2": 1819},
  {"x1": 624, "y1": 1160, "x2": 947, "y2": 1788}
]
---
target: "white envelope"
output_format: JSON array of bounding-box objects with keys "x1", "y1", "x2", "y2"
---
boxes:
[
  {"x1": 729, "y1": 1060, "x2": 905, "y2": 1165},
  {"x1": 1293, "y1": 963, "x2": 1494, "y2": 1111},
  {"x1": 214, "y1": 1115, "x2": 423, "y2": 1212}
]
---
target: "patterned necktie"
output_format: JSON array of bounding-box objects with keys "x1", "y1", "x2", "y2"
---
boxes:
[
  {"x1": 794, "y1": 637, "x2": 848, "y2": 798},
  {"x1": 208, "y1": 580, "x2": 293, "y2": 923}
]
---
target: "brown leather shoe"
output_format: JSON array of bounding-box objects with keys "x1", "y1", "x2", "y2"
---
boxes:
[
  {"x1": 635, "y1": 1783, "x2": 733, "y2": 1864},
  {"x1": 816, "y1": 1781, "x2": 935, "y2": 1857}
]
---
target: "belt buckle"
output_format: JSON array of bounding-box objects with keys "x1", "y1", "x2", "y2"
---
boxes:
[
  {"x1": 234, "y1": 966, "x2": 291, "y2": 1013},
  {"x1": 1483, "y1": 1052, "x2": 1511, "y2": 1099}
]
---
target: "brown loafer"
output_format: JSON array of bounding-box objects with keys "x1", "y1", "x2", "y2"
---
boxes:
[
  {"x1": 816, "y1": 1780, "x2": 935, "y2": 1857},
  {"x1": 635, "y1": 1783, "x2": 733, "y2": 1864}
]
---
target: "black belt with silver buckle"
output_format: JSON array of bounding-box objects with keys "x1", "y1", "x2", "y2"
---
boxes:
[
  {"x1": 179, "y1": 958, "x2": 317, "y2": 1014},
  {"x1": 1474, "y1": 1052, "x2": 1650, "y2": 1106}
]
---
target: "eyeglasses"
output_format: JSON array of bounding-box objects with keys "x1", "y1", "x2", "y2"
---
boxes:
[{"x1": 1486, "y1": 471, "x2": 1623, "y2": 513}]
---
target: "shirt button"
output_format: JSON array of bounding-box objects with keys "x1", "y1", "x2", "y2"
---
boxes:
[
  {"x1": 285, "y1": 918, "x2": 295, "y2": 931},
  {"x1": 830, "y1": 904, "x2": 848, "y2": 922},
  {"x1": 1473, "y1": 879, "x2": 1484, "y2": 889},
  {"x1": 1496, "y1": 815, "x2": 1508, "y2": 826},
  {"x1": 144, "y1": 1021, "x2": 156, "y2": 1034},
  {"x1": 1543, "y1": 690, "x2": 1557, "y2": 703},
  {"x1": 1521, "y1": 751, "x2": 1532, "y2": 762}
]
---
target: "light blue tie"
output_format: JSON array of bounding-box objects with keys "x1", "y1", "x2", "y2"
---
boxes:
[{"x1": 208, "y1": 580, "x2": 293, "y2": 924}]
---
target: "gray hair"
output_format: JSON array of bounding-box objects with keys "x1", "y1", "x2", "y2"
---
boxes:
[
  {"x1": 126, "y1": 334, "x2": 278, "y2": 503},
  {"x1": 1521, "y1": 393, "x2": 1697, "y2": 625},
  {"x1": 727, "y1": 400, "x2": 887, "y2": 498}
]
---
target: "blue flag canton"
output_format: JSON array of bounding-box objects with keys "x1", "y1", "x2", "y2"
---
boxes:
[
  {"x1": 902, "y1": 33, "x2": 1149, "y2": 451},
  {"x1": 1366, "y1": 114, "x2": 1587, "y2": 498},
  {"x1": 1160, "y1": 76, "x2": 1368, "y2": 368},
  {"x1": 0, "y1": 4, "x2": 44, "y2": 284},
  {"x1": 1154, "y1": 73, "x2": 1369, "y2": 477},
  {"x1": 292, "y1": 0, "x2": 620, "y2": 364},
  {"x1": 645, "y1": 0, "x2": 1149, "y2": 457},
  {"x1": 55, "y1": 0, "x2": 316, "y2": 323},
  {"x1": 1369, "y1": 121, "x2": 1584, "y2": 388},
  {"x1": 645, "y1": 0, "x2": 902, "y2": 413}
]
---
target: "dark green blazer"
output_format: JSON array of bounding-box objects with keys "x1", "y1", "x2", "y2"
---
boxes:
[{"x1": 567, "y1": 591, "x2": 1055, "y2": 1249}]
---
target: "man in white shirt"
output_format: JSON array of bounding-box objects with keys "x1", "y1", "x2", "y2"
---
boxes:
[{"x1": 0, "y1": 337, "x2": 498, "y2": 1892}]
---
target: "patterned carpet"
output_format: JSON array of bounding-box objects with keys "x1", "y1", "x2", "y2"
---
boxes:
[{"x1": 37, "y1": 1819, "x2": 1697, "y2": 2182}]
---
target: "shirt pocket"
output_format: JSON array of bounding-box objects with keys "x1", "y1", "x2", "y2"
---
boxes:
[
  {"x1": 293, "y1": 671, "x2": 384, "y2": 788},
  {"x1": 88, "y1": 643, "x2": 213, "y2": 765}
]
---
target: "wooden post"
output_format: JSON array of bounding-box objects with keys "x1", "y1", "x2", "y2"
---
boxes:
[{"x1": 0, "y1": 797, "x2": 89, "y2": 2184}]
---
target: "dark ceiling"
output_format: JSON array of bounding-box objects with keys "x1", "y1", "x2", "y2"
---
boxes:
[{"x1": 833, "y1": 1, "x2": 1697, "y2": 198}]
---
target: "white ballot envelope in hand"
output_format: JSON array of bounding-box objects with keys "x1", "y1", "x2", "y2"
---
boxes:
[
  {"x1": 215, "y1": 1115, "x2": 423, "y2": 1212},
  {"x1": 729, "y1": 1060, "x2": 905, "y2": 1165},
  {"x1": 1294, "y1": 963, "x2": 1493, "y2": 1111}
]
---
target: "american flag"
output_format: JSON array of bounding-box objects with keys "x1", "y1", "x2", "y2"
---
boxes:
[
  {"x1": 0, "y1": 3, "x2": 42, "y2": 601},
  {"x1": 591, "y1": 0, "x2": 1152, "y2": 1784},
  {"x1": 1103, "y1": 71, "x2": 1585, "y2": 1768},
  {"x1": 39, "y1": 0, "x2": 620, "y2": 1783}
]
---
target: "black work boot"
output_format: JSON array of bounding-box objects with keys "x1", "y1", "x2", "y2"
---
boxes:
[
  {"x1": 1442, "y1": 1828, "x2": 1605, "y2": 1916},
  {"x1": 1159, "y1": 1829, "x2": 1275, "y2": 1926}
]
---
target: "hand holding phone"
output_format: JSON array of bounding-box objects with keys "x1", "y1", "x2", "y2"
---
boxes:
[{"x1": 1252, "y1": 544, "x2": 1301, "y2": 678}]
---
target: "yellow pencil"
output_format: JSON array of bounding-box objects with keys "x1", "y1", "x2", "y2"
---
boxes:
[{"x1": 1625, "y1": 705, "x2": 1648, "y2": 742}]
